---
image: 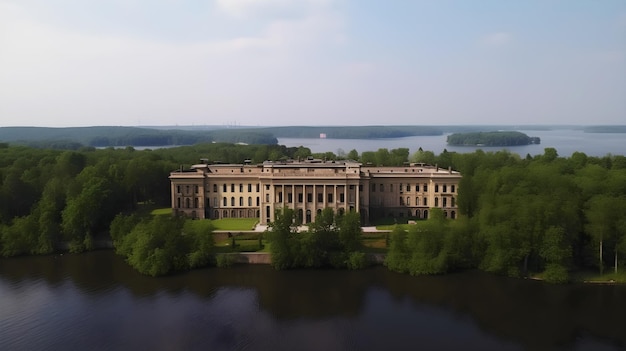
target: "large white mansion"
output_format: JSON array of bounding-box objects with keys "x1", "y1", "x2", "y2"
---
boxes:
[{"x1": 169, "y1": 159, "x2": 461, "y2": 225}]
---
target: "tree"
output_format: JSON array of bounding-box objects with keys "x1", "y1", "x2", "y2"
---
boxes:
[
  {"x1": 338, "y1": 210, "x2": 362, "y2": 252},
  {"x1": 267, "y1": 208, "x2": 298, "y2": 269}
]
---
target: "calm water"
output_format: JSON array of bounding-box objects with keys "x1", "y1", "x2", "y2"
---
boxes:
[
  {"x1": 1, "y1": 251, "x2": 626, "y2": 351},
  {"x1": 278, "y1": 129, "x2": 626, "y2": 157}
]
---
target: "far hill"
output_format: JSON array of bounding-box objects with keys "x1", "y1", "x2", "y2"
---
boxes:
[{"x1": 0, "y1": 126, "x2": 277, "y2": 148}]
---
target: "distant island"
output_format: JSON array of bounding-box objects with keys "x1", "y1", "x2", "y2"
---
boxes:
[{"x1": 446, "y1": 131, "x2": 541, "y2": 146}]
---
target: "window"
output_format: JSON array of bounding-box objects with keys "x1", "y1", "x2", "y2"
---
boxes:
[
  {"x1": 231, "y1": 184, "x2": 235, "y2": 192},
  {"x1": 256, "y1": 197, "x2": 260, "y2": 206},
  {"x1": 317, "y1": 193, "x2": 323, "y2": 202},
  {"x1": 239, "y1": 184, "x2": 243, "y2": 192},
  {"x1": 213, "y1": 184, "x2": 217, "y2": 192},
  {"x1": 288, "y1": 193, "x2": 293, "y2": 203},
  {"x1": 307, "y1": 193, "x2": 313, "y2": 203},
  {"x1": 443, "y1": 185, "x2": 447, "y2": 193},
  {"x1": 298, "y1": 193, "x2": 303, "y2": 203},
  {"x1": 223, "y1": 184, "x2": 227, "y2": 192},
  {"x1": 239, "y1": 197, "x2": 243, "y2": 206},
  {"x1": 265, "y1": 185, "x2": 270, "y2": 190},
  {"x1": 372, "y1": 184, "x2": 376, "y2": 192},
  {"x1": 266, "y1": 194, "x2": 270, "y2": 202},
  {"x1": 443, "y1": 198, "x2": 447, "y2": 207},
  {"x1": 415, "y1": 197, "x2": 419, "y2": 206},
  {"x1": 213, "y1": 197, "x2": 218, "y2": 207},
  {"x1": 435, "y1": 185, "x2": 439, "y2": 193},
  {"x1": 176, "y1": 186, "x2": 181, "y2": 194},
  {"x1": 451, "y1": 185, "x2": 456, "y2": 193},
  {"x1": 248, "y1": 184, "x2": 252, "y2": 192},
  {"x1": 399, "y1": 197, "x2": 404, "y2": 205},
  {"x1": 452, "y1": 197, "x2": 455, "y2": 207},
  {"x1": 406, "y1": 197, "x2": 410, "y2": 206},
  {"x1": 278, "y1": 192, "x2": 283, "y2": 202},
  {"x1": 223, "y1": 197, "x2": 227, "y2": 206},
  {"x1": 406, "y1": 185, "x2": 411, "y2": 192},
  {"x1": 194, "y1": 198, "x2": 199, "y2": 208},
  {"x1": 399, "y1": 183, "x2": 403, "y2": 192},
  {"x1": 339, "y1": 193, "x2": 345, "y2": 203},
  {"x1": 266, "y1": 206, "x2": 270, "y2": 219},
  {"x1": 380, "y1": 184, "x2": 384, "y2": 192},
  {"x1": 231, "y1": 197, "x2": 235, "y2": 206},
  {"x1": 424, "y1": 197, "x2": 428, "y2": 206},
  {"x1": 194, "y1": 185, "x2": 198, "y2": 194},
  {"x1": 248, "y1": 197, "x2": 252, "y2": 206},
  {"x1": 435, "y1": 197, "x2": 439, "y2": 207},
  {"x1": 423, "y1": 184, "x2": 428, "y2": 192},
  {"x1": 256, "y1": 184, "x2": 260, "y2": 192},
  {"x1": 328, "y1": 193, "x2": 333, "y2": 203}
]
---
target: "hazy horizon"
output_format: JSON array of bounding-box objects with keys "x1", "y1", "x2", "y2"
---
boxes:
[{"x1": 1, "y1": 1, "x2": 625, "y2": 127}]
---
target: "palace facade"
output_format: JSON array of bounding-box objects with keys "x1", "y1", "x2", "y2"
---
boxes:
[{"x1": 169, "y1": 159, "x2": 461, "y2": 225}]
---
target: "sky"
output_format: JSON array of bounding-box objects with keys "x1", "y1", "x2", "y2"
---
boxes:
[{"x1": 0, "y1": 0, "x2": 625, "y2": 127}]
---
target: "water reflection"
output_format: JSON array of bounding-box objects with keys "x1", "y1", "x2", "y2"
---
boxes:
[{"x1": 1, "y1": 251, "x2": 625, "y2": 350}]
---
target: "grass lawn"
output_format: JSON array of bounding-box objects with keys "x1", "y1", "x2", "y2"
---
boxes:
[
  {"x1": 214, "y1": 237, "x2": 269, "y2": 253},
  {"x1": 570, "y1": 270, "x2": 626, "y2": 283},
  {"x1": 211, "y1": 218, "x2": 258, "y2": 231},
  {"x1": 150, "y1": 208, "x2": 172, "y2": 216}
]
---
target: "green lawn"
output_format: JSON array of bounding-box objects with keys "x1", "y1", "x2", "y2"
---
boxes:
[
  {"x1": 150, "y1": 208, "x2": 172, "y2": 216},
  {"x1": 211, "y1": 218, "x2": 258, "y2": 231},
  {"x1": 570, "y1": 270, "x2": 626, "y2": 283}
]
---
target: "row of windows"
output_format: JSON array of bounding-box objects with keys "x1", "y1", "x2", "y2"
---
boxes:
[
  {"x1": 274, "y1": 192, "x2": 347, "y2": 203},
  {"x1": 370, "y1": 183, "x2": 456, "y2": 193},
  {"x1": 175, "y1": 185, "x2": 199, "y2": 194},
  {"x1": 372, "y1": 196, "x2": 457, "y2": 207},
  {"x1": 214, "y1": 184, "x2": 260, "y2": 193},
  {"x1": 217, "y1": 196, "x2": 261, "y2": 207}
]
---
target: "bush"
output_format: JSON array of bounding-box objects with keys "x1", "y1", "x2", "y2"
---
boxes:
[
  {"x1": 216, "y1": 253, "x2": 237, "y2": 268},
  {"x1": 347, "y1": 252, "x2": 369, "y2": 270},
  {"x1": 543, "y1": 264, "x2": 569, "y2": 284}
]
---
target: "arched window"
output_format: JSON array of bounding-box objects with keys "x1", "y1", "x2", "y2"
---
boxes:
[
  {"x1": 415, "y1": 197, "x2": 419, "y2": 206},
  {"x1": 223, "y1": 210, "x2": 228, "y2": 218},
  {"x1": 406, "y1": 197, "x2": 410, "y2": 206},
  {"x1": 223, "y1": 184, "x2": 227, "y2": 192},
  {"x1": 256, "y1": 197, "x2": 260, "y2": 206},
  {"x1": 435, "y1": 197, "x2": 439, "y2": 207},
  {"x1": 223, "y1": 197, "x2": 227, "y2": 206},
  {"x1": 435, "y1": 184, "x2": 439, "y2": 193},
  {"x1": 214, "y1": 210, "x2": 219, "y2": 219},
  {"x1": 248, "y1": 197, "x2": 252, "y2": 206},
  {"x1": 424, "y1": 197, "x2": 428, "y2": 206},
  {"x1": 239, "y1": 197, "x2": 243, "y2": 206},
  {"x1": 231, "y1": 197, "x2": 235, "y2": 206},
  {"x1": 194, "y1": 198, "x2": 199, "y2": 208}
]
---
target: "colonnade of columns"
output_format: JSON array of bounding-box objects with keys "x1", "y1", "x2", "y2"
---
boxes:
[{"x1": 262, "y1": 183, "x2": 361, "y2": 224}]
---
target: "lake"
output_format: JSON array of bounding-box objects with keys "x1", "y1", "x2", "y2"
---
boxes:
[
  {"x1": 1, "y1": 251, "x2": 626, "y2": 350},
  {"x1": 278, "y1": 129, "x2": 626, "y2": 158}
]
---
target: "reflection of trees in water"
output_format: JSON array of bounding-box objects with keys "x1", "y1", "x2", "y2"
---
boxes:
[{"x1": 1, "y1": 252, "x2": 626, "y2": 349}]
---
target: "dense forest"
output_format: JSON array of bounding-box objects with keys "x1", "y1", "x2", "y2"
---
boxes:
[
  {"x1": 0, "y1": 141, "x2": 625, "y2": 282},
  {"x1": 447, "y1": 131, "x2": 540, "y2": 146}
]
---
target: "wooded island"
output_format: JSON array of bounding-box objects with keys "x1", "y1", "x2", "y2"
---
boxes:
[{"x1": 447, "y1": 131, "x2": 540, "y2": 146}]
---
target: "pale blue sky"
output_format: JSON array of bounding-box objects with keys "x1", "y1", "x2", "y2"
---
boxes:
[{"x1": 1, "y1": 0, "x2": 624, "y2": 127}]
